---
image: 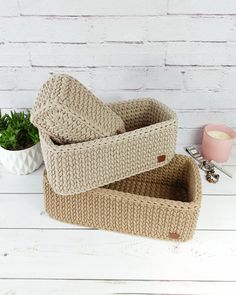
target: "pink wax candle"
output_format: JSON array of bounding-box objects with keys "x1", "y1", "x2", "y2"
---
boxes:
[{"x1": 202, "y1": 124, "x2": 236, "y2": 163}]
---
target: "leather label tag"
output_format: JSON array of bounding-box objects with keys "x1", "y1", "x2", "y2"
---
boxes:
[
  {"x1": 157, "y1": 155, "x2": 166, "y2": 163},
  {"x1": 169, "y1": 233, "x2": 180, "y2": 240}
]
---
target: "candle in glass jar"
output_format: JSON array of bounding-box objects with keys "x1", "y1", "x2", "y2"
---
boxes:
[
  {"x1": 207, "y1": 130, "x2": 232, "y2": 140},
  {"x1": 202, "y1": 124, "x2": 236, "y2": 163}
]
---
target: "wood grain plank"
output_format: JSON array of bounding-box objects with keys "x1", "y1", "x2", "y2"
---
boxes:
[
  {"x1": 0, "y1": 229, "x2": 236, "y2": 280},
  {"x1": 0, "y1": 0, "x2": 19, "y2": 16},
  {"x1": 19, "y1": 0, "x2": 168, "y2": 16},
  {"x1": 0, "y1": 164, "x2": 43, "y2": 194},
  {"x1": 169, "y1": 0, "x2": 236, "y2": 15},
  {"x1": 0, "y1": 279, "x2": 235, "y2": 295}
]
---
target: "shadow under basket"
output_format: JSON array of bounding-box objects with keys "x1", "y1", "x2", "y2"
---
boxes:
[
  {"x1": 44, "y1": 155, "x2": 202, "y2": 242},
  {"x1": 40, "y1": 98, "x2": 177, "y2": 195}
]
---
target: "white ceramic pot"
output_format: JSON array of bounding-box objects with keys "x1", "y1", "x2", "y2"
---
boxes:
[{"x1": 0, "y1": 142, "x2": 43, "y2": 175}]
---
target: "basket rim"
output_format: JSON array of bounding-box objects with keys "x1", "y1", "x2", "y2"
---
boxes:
[
  {"x1": 93, "y1": 155, "x2": 201, "y2": 210},
  {"x1": 40, "y1": 97, "x2": 177, "y2": 152},
  {"x1": 44, "y1": 154, "x2": 201, "y2": 210}
]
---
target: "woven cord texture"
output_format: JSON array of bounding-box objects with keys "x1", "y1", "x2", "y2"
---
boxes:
[
  {"x1": 31, "y1": 74, "x2": 125, "y2": 143},
  {"x1": 41, "y1": 98, "x2": 178, "y2": 195},
  {"x1": 44, "y1": 155, "x2": 201, "y2": 242}
]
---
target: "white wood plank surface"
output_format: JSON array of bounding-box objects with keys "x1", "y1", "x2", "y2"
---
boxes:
[
  {"x1": 0, "y1": 0, "x2": 18, "y2": 16},
  {"x1": 0, "y1": 164, "x2": 43, "y2": 194},
  {"x1": 1, "y1": 280, "x2": 236, "y2": 295},
  {"x1": 169, "y1": 0, "x2": 236, "y2": 15},
  {"x1": 0, "y1": 229, "x2": 236, "y2": 280},
  {"x1": 19, "y1": 0, "x2": 168, "y2": 16}
]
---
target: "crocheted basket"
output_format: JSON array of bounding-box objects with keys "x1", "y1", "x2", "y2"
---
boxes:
[
  {"x1": 44, "y1": 155, "x2": 202, "y2": 242},
  {"x1": 40, "y1": 98, "x2": 178, "y2": 195},
  {"x1": 31, "y1": 74, "x2": 126, "y2": 144}
]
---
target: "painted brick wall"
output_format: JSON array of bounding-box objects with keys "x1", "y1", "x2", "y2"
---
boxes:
[{"x1": 0, "y1": 0, "x2": 236, "y2": 144}]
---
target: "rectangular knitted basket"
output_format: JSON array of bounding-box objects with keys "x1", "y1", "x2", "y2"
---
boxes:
[
  {"x1": 31, "y1": 74, "x2": 126, "y2": 144},
  {"x1": 44, "y1": 155, "x2": 201, "y2": 242},
  {"x1": 40, "y1": 98, "x2": 178, "y2": 195}
]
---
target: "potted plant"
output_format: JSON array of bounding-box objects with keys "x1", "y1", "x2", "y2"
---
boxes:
[{"x1": 0, "y1": 110, "x2": 43, "y2": 174}]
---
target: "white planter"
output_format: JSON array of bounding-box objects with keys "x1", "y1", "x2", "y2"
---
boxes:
[{"x1": 0, "y1": 142, "x2": 43, "y2": 175}]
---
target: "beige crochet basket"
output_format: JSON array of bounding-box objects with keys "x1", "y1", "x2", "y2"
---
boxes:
[
  {"x1": 44, "y1": 155, "x2": 202, "y2": 242},
  {"x1": 40, "y1": 98, "x2": 178, "y2": 195},
  {"x1": 31, "y1": 74, "x2": 126, "y2": 144}
]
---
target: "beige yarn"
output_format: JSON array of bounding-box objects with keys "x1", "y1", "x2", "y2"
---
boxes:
[
  {"x1": 40, "y1": 98, "x2": 178, "y2": 195},
  {"x1": 31, "y1": 74, "x2": 126, "y2": 144},
  {"x1": 44, "y1": 155, "x2": 201, "y2": 242}
]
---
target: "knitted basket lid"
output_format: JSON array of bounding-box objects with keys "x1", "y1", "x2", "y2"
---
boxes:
[{"x1": 31, "y1": 74, "x2": 126, "y2": 144}]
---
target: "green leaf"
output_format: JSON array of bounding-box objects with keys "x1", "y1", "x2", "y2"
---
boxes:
[{"x1": 0, "y1": 110, "x2": 39, "y2": 150}]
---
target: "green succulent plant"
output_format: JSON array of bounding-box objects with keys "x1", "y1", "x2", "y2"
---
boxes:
[{"x1": 0, "y1": 111, "x2": 39, "y2": 150}]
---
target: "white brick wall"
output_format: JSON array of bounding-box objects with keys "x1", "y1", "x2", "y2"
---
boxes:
[{"x1": 0, "y1": 0, "x2": 236, "y2": 144}]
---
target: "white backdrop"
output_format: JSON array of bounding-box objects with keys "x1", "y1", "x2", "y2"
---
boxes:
[{"x1": 0, "y1": 0, "x2": 236, "y2": 144}]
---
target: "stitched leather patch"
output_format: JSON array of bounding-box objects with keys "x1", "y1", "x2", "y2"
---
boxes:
[
  {"x1": 116, "y1": 129, "x2": 124, "y2": 134},
  {"x1": 169, "y1": 233, "x2": 180, "y2": 240},
  {"x1": 157, "y1": 155, "x2": 166, "y2": 163}
]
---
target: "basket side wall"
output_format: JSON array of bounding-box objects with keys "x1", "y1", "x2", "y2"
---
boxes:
[
  {"x1": 44, "y1": 177, "x2": 200, "y2": 242},
  {"x1": 41, "y1": 121, "x2": 177, "y2": 195}
]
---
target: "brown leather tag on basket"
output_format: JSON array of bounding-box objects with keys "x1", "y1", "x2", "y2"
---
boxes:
[
  {"x1": 157, "y1": 155, "x2": 166, "y2": 163},
  {"x1": 116, "y1": 129, "x2": 124, "y2": 134},
  {"x1": 169, "y1": 233, "x2": 180, "y2": 240}
]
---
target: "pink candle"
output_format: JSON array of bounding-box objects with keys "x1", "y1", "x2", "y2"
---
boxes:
[{"x1": 202, "y1": 124, "x2": 236, "y2": 163}]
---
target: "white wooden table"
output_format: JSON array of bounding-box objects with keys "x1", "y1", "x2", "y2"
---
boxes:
[{"x1": 0, "y1": 146, "x2": 236, "y2": 295}]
